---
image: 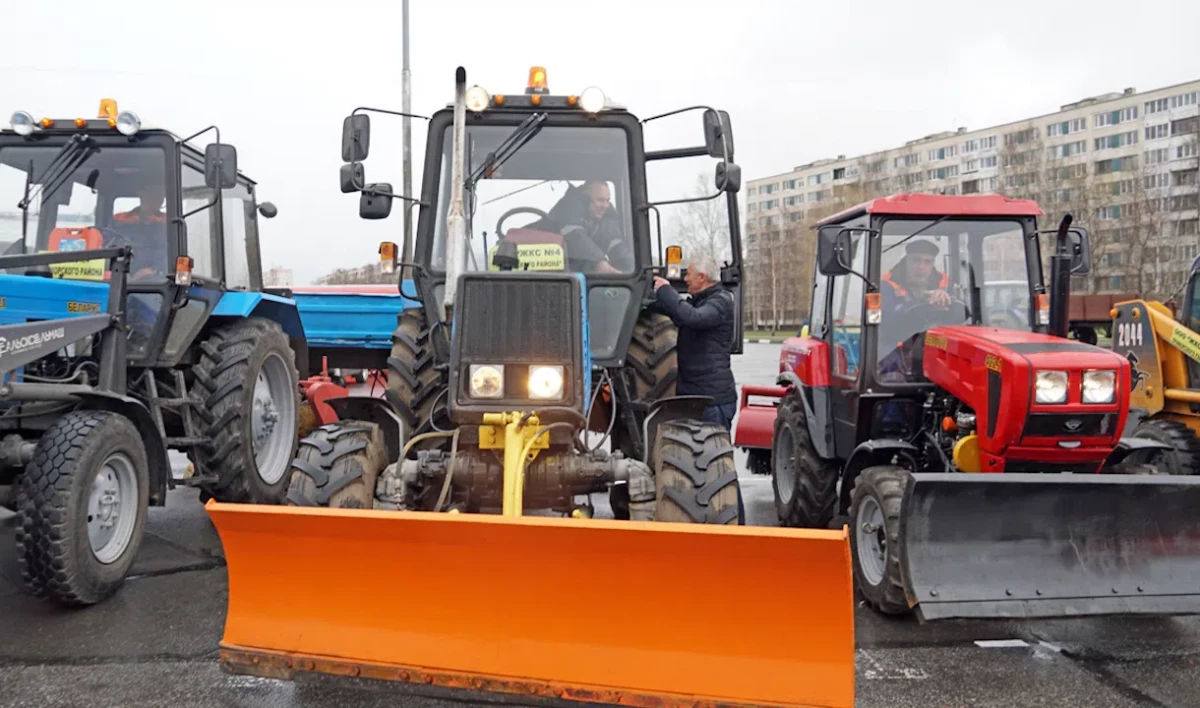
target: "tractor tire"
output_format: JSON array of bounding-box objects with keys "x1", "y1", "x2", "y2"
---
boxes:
[
  {"x1": 287, "y1": 422, "x2": 389, "y2": 509},
  {"x1": 772, "y1": 390, "x2": 839, "y2": 528},
  {"x1": 386, "y1": 307, "x2": 450, "y2": 454},
  {"x1": 193, "y1": 318, "x2": 300, "y2": 504},
  {"x1": 1130, "y1": 418, "x2": 1200, "y2": 476},
  {"x1": 849, "y1": 465, "x2": 910, "y2": 615},
  {"x1": 652, "y1": 419, "x2": 740, "y2": 525},
  {"x1": 15, "y1": 410, "x2": 149, "y2": 606},
  {"x1": 625, "y1": 310, "x2": 678, "y2": 405}
]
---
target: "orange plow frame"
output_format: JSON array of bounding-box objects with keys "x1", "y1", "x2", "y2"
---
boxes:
[{"x1": 206, "y1": 501, "x2": 856, "y2": 708}]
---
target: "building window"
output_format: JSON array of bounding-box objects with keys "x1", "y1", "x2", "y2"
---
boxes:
[
  {"x1": 1004, "y1": 128, "x2": 1037, "y2": 146},
  {"x1": 1174, "y1": 171, "x2": 1198, "y2": 187},
  {"x1": 1179, "y1": 143, "x2": 1199, "y2": 160},
  {"x1": 927, "y1": 165, "x2": 959, "y2": 180},
  {"x1": 980, "y1": 155, "x2": 998, "y2": 169},
  {"x1": 1172, "y1": 117, "x2": 1199, "y2": 136},
  {"x1": 963, "y1": 159, "x2": 979, "y2": 173},
  {"x1": 1145, "y1": 148, "x2": 1170, "y2": 165},
  {"x1": 1093, "y1": 131, "x2": 1138, "y2": 151},
  {"x1": 894, "y1": 154, "x2": 919, "y2": 168},
  {"x1": 783, "y1": 179, "x2": 798, "y2": 190},
  {"x1": 980, "y1": 176, "x2": 999, "y2": 191},
  {"x1": 1096, "y1": 205, "x2": 1121, "y2": 220},
  {"x1": 1048, "y1": 140, "x2": 1087, "y2": 159},
  {"x1": 1145, "y1": 123, "x2": 1170, "y2": 141},
  {"x1": 1169, "y1": 91, "x2": 1199, "y2": 109},
  {"x1": 927, "y1": 146, "x2": 957, "y2": 161},
  {"x1": 1145, "y1": 172, "x2": 1170, "y2": 189},
  {"x1": 1145, "y1": 97, "x2": 1170, "y2": 114}
]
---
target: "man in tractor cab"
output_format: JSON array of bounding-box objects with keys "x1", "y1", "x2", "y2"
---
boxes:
[
  {"x1": 877, "y1": 239, "x2": 954, "y2": 387},
  {"x1": 528, "y1": 180, "x2": 630, "y2": 273},
  {"x1": 111, "y1": 181, "x2": 168, "y2": 281}
]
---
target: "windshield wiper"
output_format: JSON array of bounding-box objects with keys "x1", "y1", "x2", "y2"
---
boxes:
[
  {"x1": 467, "y1": 113, "x2": 547, "y2": 187},
  {"x1": 883, "y1": 214, "x2": 951, "y2": 254},
  {"x1": 17, "y1": 134, "x2": 97, "y2": 251}
]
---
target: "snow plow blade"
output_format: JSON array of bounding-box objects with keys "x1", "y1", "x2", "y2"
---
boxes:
[
  {"x1": 901, "y1": 473, "x2": 1200, "y2": 621},
  {"x1": 205, "y1": 500, "x2": 856, "y2": 708}
]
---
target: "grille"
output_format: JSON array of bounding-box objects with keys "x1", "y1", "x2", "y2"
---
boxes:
[
  {"x1": 458, "y1": 277, "x2": 576, "y2": 363},
  {"x1": 1021, "y1": 413, "x2": 1116, "y2": 438}
]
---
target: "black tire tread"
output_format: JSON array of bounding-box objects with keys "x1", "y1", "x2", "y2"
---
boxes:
[
  {"x1": 625, "y1": 311, "x2": 678, "y2": 405},
  {"x1": 15, "y1": 410, "x2": 148, "y2": 606},
  {"x1": 192, "y1": 317, "x2": 299, "y2": 503},
  {"x1": 773, "y1": 391, "x2": 840, "y2": 528},
  {"x1": 849, "y1": 465, "x2": 909, "y2": 615},
  {"x1": 1131, "y1": 418, "x2": 1200, "y2": 475},
  {"x1": 386, "y1": 308, "x2": 450, "y2": 453},
  {"x1": 653, "y1": 420, "x2": 739, "y2": 525},
  {"x1": 287, "y1": 422, "x2": 389, "y2": 509}
]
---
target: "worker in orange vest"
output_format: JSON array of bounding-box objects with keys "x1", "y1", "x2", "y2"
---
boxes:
[{"x1": 112, "y1": 182, "x2": 166, "y2": 280}]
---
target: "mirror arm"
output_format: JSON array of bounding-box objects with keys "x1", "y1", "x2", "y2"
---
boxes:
[
  {"x1": 180, "y1": 124, "x2": 219, "y2": 147},
  {"x1": 643, "y1": 191, "x2": 721, "y2": 209},
  {"x1": 352, "y1": 106, "x2": 432, "y2": 122}
]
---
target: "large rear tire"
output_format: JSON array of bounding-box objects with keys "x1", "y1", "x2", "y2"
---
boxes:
[
  {"x1": 652, "y1": 420, "x2": 740, "y2": 525},
  {"x1": 15, "y1": 410, "x2": 150, "y2": 606},
  {"x1": 773, "y1": 390, "x2": 839, "y2": 528},
  {"x1": 849, "y1": 465, "x2": 910, "y2": 615},
  {"x1": 386, "y1": 308, "x2": 450, "y2": 454},
  {"x1": 193, "y1": 318, "x2": 300, "y2": 504},
  {"x1": 1130, "y1": 418, "x2": 1200, "y2": 476},
  {"x1": 625, "y1": 310, "x2": 678, "y2": 404},
  {"x1": 287, "y1": 422, "x2": 389, "y2": 509}
]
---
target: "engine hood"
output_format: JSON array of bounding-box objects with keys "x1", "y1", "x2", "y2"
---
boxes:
[{"x1": 932, "y1": 326, "x2": 1130, "y2": 371}]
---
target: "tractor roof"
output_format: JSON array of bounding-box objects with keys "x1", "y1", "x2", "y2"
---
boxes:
[{"x1": 815, "y1": 193, "x2": 1043, "y2": 227}]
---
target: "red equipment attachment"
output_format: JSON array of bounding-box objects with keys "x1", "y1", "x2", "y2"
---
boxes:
[{"x1": 733, "y1": 385, "x2": 787, "y2": 451}]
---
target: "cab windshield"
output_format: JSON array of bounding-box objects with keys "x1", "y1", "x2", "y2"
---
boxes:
[
  {"x1": 0, "y1": 143, "x2": 167, "y2": 281},
  {"x1": 869, "y1": 218, "x2": 1030, "y2": 381},
  {"x1": 430, "y1": 124, "x2": 636, "y2": 275}
]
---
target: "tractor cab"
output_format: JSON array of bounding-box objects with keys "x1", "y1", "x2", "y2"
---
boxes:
[
  {"x1": 811, "y1": 193, "x2": 1092, "y2": 446},
  {"x1": 0, "y1": 100, "x2": 277, "y2": 363}
]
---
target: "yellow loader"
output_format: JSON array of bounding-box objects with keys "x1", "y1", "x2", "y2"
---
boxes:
[
  {"x1": 205, "y1": 66, "x2": 856, "y2": 708},
  {"x1": 1112, "y1": 258, "x2": 1200, "y2": 474}
]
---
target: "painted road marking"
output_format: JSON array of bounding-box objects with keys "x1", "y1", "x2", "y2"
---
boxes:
[
  {"x1": 975, "y1": 639, "x2": 1029, "y2": 648},
  {"x1": 856, "y1": 650, "x2": 930, "y2": 680}
]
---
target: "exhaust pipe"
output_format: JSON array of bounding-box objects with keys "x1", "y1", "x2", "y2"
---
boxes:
[{"x1": 442, "y1": 66, "x2": 468, "y2": 318}]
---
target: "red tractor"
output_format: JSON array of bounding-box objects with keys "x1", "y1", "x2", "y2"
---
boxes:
[{"x1": 734, "y1": 193, "x2": 1200, "y2": 621}]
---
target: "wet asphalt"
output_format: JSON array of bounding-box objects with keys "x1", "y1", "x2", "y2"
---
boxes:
[{"x1": 2, "y1": 343, "x2": 1199, "y2": 707}]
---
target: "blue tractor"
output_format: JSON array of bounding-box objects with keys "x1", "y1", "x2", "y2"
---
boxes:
[{"x1": 0, "y1": 101, "x2": 306, "y2": 605}]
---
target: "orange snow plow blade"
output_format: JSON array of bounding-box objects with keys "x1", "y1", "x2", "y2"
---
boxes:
[{"x1": 205, "y1": 500, "x2": 855, "y2": 708}]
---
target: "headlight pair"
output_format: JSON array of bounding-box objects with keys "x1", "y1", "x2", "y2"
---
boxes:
[
  {"x1": 468, "y1": 364, "x2": 564, "y2": 400},
  {"x1": 1034, "y1": 369, "x2": 1115, "y2": 404}
]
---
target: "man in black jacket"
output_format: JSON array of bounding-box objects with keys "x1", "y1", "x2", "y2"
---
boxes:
[{"x1": 652, "y1": 252, "x2": 745, "y2": 524}]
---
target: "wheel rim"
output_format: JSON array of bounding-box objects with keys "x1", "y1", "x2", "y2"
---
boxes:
[
  {"x1": 774, "y1": 423, "x2": 797, "y2": 503},
  {"x1": 88, "y1": 452, "x2": 139, "y2": 564},
  {"x1": 252, "y1": 353, "x2": 297, "y2": 484},
  {"x1": 856, "y1": 495, "x2": 887, "y2": 586}
]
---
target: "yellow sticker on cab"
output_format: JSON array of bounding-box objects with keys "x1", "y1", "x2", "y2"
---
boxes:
[{"x1": 487, "y1": 243, "x2": 565, "y2": 272}]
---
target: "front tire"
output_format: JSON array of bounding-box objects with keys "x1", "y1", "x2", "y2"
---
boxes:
[
  {"x1": 386, "y1": 308, "x2": 450, "y2": 455},
  {"x1": 1130, "y1": 418, "x2": 1200, "y2": 476},
  {"x1": 772, "y1": 390, "x2": 839, "y2": 528},
  {"x1": 15, "y1": 411, "x2": 150, "y2": 606},
  {"x1": 287, "y1": 422, "x2": 389, "y2": 509},
  {"x1": 849, "y1": 466, "x2": 910, "y2": 615},
  {"x1": 193, "y1": 318, "x2": 300, "y2": 504},
  {"x1": 652, "y1": 420, "x2": 740, "y2": 525}
]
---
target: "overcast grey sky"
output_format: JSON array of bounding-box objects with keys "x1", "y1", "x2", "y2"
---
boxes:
[{"x1": 4, "y1": 0, "x2": 1199, "y2": 284}]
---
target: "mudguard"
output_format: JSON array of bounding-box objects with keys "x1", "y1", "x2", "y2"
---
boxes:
[{"x1": 900, "y1": 472, "x2": 1200, "y2": 621}]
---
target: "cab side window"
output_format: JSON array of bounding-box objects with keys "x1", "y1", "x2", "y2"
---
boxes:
[
  {"x1": 182, "y1": 163, "x2": 217, "y2": 280},
  {"x1": 828, "y1": 231, "x2": 866, "y2": 378}
]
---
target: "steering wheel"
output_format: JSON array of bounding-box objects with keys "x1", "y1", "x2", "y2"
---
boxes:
[
  {"x1": 897, "y1": 297, "x2": 970, "y2": 329},
  {"x1": 495, "y1": 207, "x2": 548, "y2": 239}
]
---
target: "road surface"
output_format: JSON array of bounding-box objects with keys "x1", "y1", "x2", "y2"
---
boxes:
[{"x1": 2, "y1": 344, "x2": 1199, "y2": 707}]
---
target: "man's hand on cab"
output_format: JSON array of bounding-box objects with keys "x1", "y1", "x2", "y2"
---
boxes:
[{"x1": 653, "y1": 276, "x2": 670, "y2": 291}]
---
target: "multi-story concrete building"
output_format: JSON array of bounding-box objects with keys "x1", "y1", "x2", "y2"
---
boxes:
[{"x1": 744, "y1": 79, "x2": 1200, "y2": 329}]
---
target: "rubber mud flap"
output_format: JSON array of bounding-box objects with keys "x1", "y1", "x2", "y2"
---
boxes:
[
  {"x1": 900, "y1": 473, "x2": 1200, "y2": 621},
  {"x1": 205, "y1": 500, "x2": 856, "y2": 708}
]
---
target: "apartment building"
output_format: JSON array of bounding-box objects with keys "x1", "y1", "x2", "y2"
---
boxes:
[{"x1": 744, "y1": 79, "x2": 1200, "y2": 328}]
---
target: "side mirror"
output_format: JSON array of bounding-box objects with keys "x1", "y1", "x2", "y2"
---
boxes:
[
  {"x1": 703, "y1": 109, "x2": 734, "y2": 159},
  {"x1": 340, "y1": 163, "x2": 364, "y2": 193},
  {"x1": 715, "y1": 162, "x2": 741, "y2": 193},
  {"x1": 258, "y1": 201, "x2": 278, "y2": 219},
  {"x1": 359, "y1": 183, "x2": 393, "y2": 220},
  {"x1": 204, "y1": 144, "x2": 238, "y2": 190},
  {"x1": 817, "y1": 225, "x2": 852, "y2": 276},
  {"x1": 1067, "y1": 227, "x2": 1091, "y2": 276},
  {"x1": 342, "y1": 114, "x2": 370, "y2": 162}
]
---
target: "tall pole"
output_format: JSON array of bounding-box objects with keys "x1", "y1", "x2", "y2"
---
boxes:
[{"x1": 401, "y1": 0, "x2": 413, "y2": 262}]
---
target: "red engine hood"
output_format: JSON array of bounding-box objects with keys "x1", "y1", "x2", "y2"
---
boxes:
[{"x1": 921, "y1": 326, "x2": 1131, "y2": 468}]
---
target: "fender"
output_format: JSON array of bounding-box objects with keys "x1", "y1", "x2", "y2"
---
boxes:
[
  {"x1": 1100, "y1": 436, "x2": 1173, "y2": 471},
  {"x1": 840, "y1": 439, "x2": 919, "y2": 514},
  {"x1": 71, "y1": 391, "x2": 170, "y2": 507},
  {"x1": 641, "y1": 395, "x2": 713, "y2": 466},
  {"x1": 326, "y1": 396, "x2": 406, "y2": 463},
  {"x1": 211, "y1": 291, "x2": 310, "y2": 377}
]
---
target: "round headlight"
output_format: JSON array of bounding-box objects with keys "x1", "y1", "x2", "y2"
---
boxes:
[
  {"x1": 528, "y1": 365, "x2": 564, "y2": 400},
  {"x1": 465, "y1": 86, "x2": 490, "y2": 113},
  {"x1": 1082, "y1": 369, "x2": 1116, "y2": 404},
  {"x1": 469, "y1": 364, "x2": 504, "y2": 399},
  {"x1": 1035, "y1": 370, "x2": 1069, "y2": 404},
  {"x1": 115, "y1": 111, "x2": 141, "y2": 137},
  {"x1": 10, "y1": 111, "x2": 36, "y2": 137},
  {"x1": 579, "y1": 86, "x2": 606, "y2": 113}
]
